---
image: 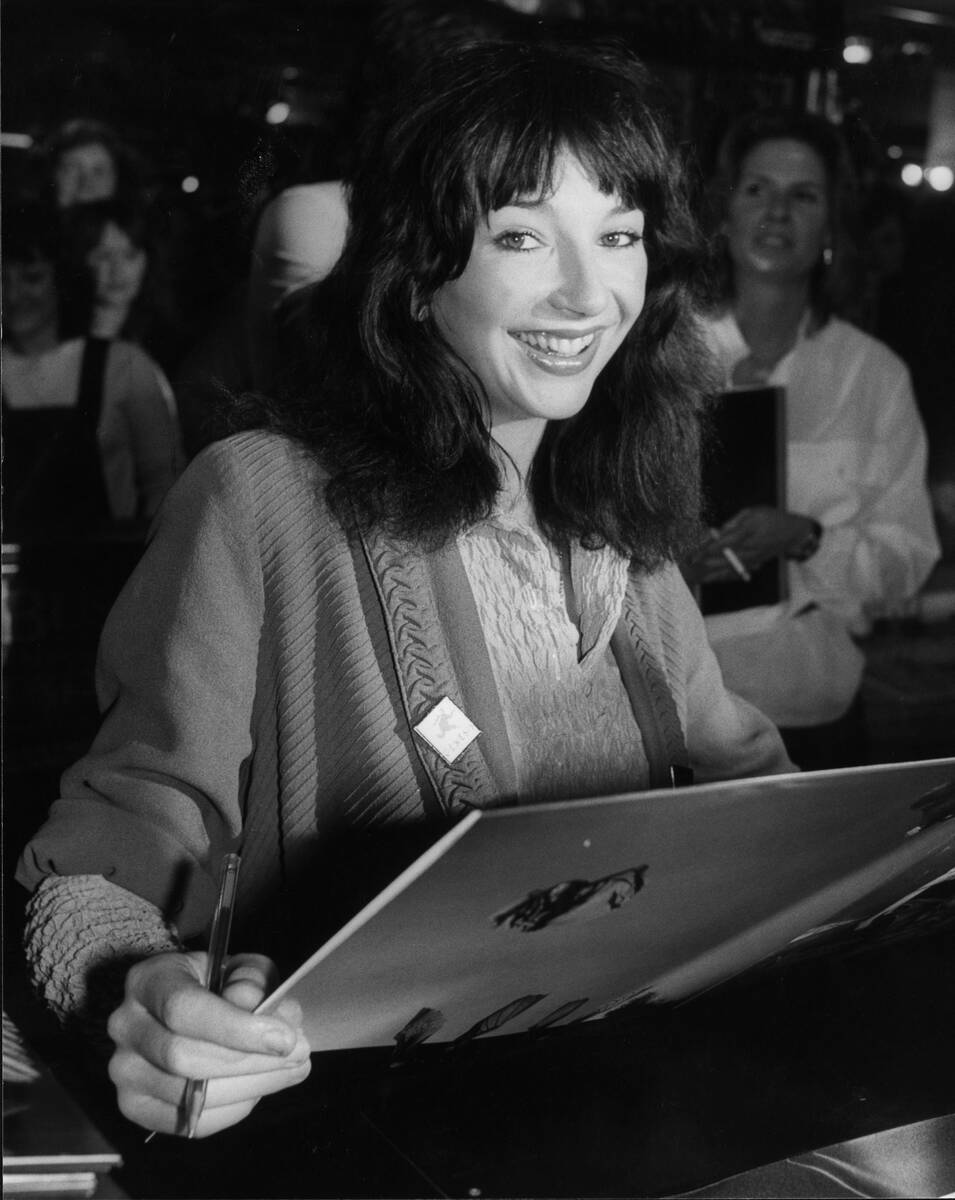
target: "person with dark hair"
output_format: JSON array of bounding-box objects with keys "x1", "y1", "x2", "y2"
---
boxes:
[
  {"x1": 245, "y1": 0, "x2": 569, "y2": 391},
  {"x1": 1, "y1": 203, "x2": 183, "y2": 537},
  {"x1": 58, "y1": 198, "x2": 185, "y2": 374},
  {"x1": 43, "y1": 118, "x2": 146, "y2": 210},
  {"x1": 17, "y1": 39, "x2": 791, "y2": 1139},
  {"x1": 689, "y1": 109, "x2": 939, "y2": 769}
]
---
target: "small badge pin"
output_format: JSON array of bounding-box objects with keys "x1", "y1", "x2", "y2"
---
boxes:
[{"x1": 414, "y1": 697, "x2": 481, "y2": 765}]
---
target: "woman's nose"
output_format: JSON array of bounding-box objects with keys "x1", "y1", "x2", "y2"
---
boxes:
[
  {"x1": 764, "y1": 188, "x2": 791, "y2": 221},
  {"x1": 550, "y1": 241, "x2": 608, "y2": 315}
]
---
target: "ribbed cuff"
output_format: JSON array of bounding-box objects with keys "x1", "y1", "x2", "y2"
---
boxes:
[{"x1": 23, "y1": 874, "x2": 181, "y2": 1050}]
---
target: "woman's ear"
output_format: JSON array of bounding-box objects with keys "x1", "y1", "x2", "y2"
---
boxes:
[{"x1": 822, "y1": 222, "x2": 834, "y2": 266}]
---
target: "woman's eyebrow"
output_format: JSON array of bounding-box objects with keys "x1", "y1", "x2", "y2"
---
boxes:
[{"x1": 495, "y1": 198, "x2": 642, "y2": 215}]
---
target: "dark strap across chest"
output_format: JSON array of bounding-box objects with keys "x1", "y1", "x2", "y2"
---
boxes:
[{"x1": 2, "y1": 338, "x2": 111, "y2": 538}]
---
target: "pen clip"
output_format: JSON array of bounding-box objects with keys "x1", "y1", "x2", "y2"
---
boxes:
[{"x1": 204, "y1": 852, "x2": 241, "y2": 993}]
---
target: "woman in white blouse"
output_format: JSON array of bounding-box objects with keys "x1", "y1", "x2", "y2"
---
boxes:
[{"x1": 691, "y1": 110, "x2": 940, "y2": 768}]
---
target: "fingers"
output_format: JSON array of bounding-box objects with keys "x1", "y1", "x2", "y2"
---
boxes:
[
  {"x1": 107, "y1": 949, "x2": 313, "y2": 1138},
  {"x1": 124, "y1": 954, "x2": 300, "y2": 1057},
  {"x1": 219, "y1": 953, "x2": 279, "y2": 1011},
  {"x1": 111, "y1": 1047, "x2": 311, "y2": 1109},
  {"x1": 112, "y1": 1045, "x2": 311, "y2": 1138},
  {"x1": 110, "y1": 1003, "x2": 309, "y2": 1081},
  {"x1": 115, "y1": 1090, "x2": 259, "y2": 1139},
  {"x1": 713, "y1": 507, "x2": 792, "y2": 567}
]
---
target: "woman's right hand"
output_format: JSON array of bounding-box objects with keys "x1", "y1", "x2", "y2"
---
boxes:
[{"x1": 106, "y1": 950, "x2": 311, "y2": 1138}]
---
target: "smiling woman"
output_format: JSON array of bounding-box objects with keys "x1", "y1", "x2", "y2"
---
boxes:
[
  {"x1": 431, "y1": 154, "x2": 648, "y2": 431},
  {"x1": 17, "y1": 37, "x2": 793, "y2": 1141},
  {"x1": 269, "y1": 37, "x2": 715, "y2": 564}
]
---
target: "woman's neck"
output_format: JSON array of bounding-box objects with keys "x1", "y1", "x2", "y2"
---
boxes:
[
  {"x1": 490, "y1": 417, "x2": 546, "y2": 518},
  {"x1": 732, "y1": 278, "x2": 811, "y2": 367},
  {"x1": 91, "y1": 302, "x2": 128, "y2": 339},
  {"x1": 12, "y1": 324, "x2": 60, "y2": 357}
]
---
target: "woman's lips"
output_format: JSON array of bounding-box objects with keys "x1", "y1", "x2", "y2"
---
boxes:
[
  {"x1": 510, "y1": 328, "x2": 604, "y2": 374},
  {"x1": 754, "y1": 233, "x2": 793, "y2": 250}
]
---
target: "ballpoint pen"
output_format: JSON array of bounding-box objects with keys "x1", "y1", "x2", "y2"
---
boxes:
[{"x1": 180, "y1": 852, "x2": 242, "y2": 1139}]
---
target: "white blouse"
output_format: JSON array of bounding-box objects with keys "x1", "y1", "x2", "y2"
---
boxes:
[{"x1": 702, "y1": 313, "x2": 940, "y2": 726}]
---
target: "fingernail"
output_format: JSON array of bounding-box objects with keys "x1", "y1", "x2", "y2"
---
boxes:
[{"x1": 263, "y1": 1028, "x2": 294, "y2": 1055}]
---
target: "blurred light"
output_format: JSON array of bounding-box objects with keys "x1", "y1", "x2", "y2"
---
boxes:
[
  {"x1": 281, "y1": 66, "x2": 300, "y2": 81},
  {"x1": 901, "y1": 40, "x2": 931, "y2": 56},
  {"x1": 181, "y1": 175, "x2": 200, "y2": 194},
  {"x1": 901, "y1": 163, "x2": 924, "y2": 186},
  {"x1": 885, "y1": 6, "x2": 946, "y2": 27},
  {"x1": 926, "y1": 165, "x2": 954, "y2": 191},
  {"x1": 843, "y1": 36, "x2": 873, "y2": 65},
  {"x1": 887, "y1": 145, "x2": 903, "y2": 159},
  {"x1": 265, "y1": 101, "x2": 291, "y2": 125},
  {"x1": 0, "y1": 132, "x2": 34, "y2": 149}
]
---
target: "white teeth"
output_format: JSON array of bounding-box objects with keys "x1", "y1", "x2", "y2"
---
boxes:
[{"x1": 514, "y1": 331, "x2": 595, "y2": 356}]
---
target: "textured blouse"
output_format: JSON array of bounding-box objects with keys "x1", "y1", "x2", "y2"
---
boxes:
[{"x1": 459, "y1": 514, "x2": 646, "y2": 801}]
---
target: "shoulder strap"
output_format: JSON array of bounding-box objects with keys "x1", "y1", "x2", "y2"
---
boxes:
[
  {"x1": 76, "y1": 337, "x2": 110, "y2": 433},
  {"x1": 610, "y1": 620, "x2": 693, "y2": 791}
]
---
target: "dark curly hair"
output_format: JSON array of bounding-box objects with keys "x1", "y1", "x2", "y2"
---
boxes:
[
  {"x1": 55, "y1": 197, "x2": 183, "y2": 369},
  {"x1": 705, "y1": 108, "x2": 862, "y2": 324},
  {"x1": 254, "y1": 38, "x2": 714, "y2": 566},
  {"x1": 42, "y1": 118, "x2": 148, "y2": 208}
]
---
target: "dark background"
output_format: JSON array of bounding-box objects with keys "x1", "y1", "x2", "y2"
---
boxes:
[
  {"x1": 4, "y1": 0, "x2": 954, "y2": 485},
  {"x1": 2, "y1": 9, "x2": 953, "y2": 1193},
  {"x1": 2, "y1": 0, "x2": 953, "y2": 851}
]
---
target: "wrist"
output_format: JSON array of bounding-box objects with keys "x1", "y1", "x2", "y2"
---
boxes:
[{"x1": 786, "y1": 516, "x2": 823, "y2": 562}]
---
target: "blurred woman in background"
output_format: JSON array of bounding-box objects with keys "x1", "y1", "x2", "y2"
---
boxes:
[
  {"x1": 690, "y1": 110, "x2": 939, "y2": 769},
  {"x1": 43, "y1": 118, "x2": 147, "y2": 210},
  {"x1": 59, "y1": 198, "x2": 186, "y2": 374},
  {"x1": 2, "y1": 204, "x2": 183, "y2": 539}
]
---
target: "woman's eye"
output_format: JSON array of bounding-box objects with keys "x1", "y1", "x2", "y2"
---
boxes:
[
  {"x1": 792, "y1": 189, "x2": 822, "y2": 205},
  {"x1": 601, "y1": 230, "x2": 643, "y2": 248},
  {"x1": 495, "y1": 230, "x2": 540, "y2": 252}
]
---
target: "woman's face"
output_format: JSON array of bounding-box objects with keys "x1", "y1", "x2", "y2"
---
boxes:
[
  {"x1": 55, "y1": 142, "x2": 118, "y2": 208},
  {"x1": 431, "y1": 151, "x2": 647, "y2": 428},
  {"x1": 724, "y1": 138, "x2": 830, "y2": 286},
  {"x1": 87, "y1": 222, "x2": 148, "y2": 309},
  {"x1": 2, "y1": 257, "x2": 59, "y2": 346}
]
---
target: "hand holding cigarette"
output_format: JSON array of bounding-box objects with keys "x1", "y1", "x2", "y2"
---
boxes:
[{"x1": 708, "y1": 528, "x2": 751, "y2": 582}]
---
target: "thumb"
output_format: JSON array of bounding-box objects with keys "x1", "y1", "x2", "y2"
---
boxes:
[{"x1": 218, "y1": 953, "x2": 280, "y2": 1012}]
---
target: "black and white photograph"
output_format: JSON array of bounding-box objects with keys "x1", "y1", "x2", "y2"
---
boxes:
[{"x1": 3, "y1": 2, "x2": 955, "y2": 1197}]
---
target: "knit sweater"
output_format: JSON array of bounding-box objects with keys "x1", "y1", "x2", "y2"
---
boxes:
[{"x1": 18, "y1": 432, "x2": 791, "y2": 1020}]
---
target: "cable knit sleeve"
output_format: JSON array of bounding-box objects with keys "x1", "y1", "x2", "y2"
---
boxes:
[
  {"x1": 23, "y1": 874, "x2": 180, "y2": 1046},
  {"x1": 665, "y1": 568, "x2": 795, "y2": 782}
]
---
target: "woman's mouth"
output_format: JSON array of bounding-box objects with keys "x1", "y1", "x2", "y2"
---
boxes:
[
  {"x1": 510, "y1": 329, "x2": 603, "y2": 374},
  {"x1": 754, "y1": 233, "x2": 793, "y2": 250}
]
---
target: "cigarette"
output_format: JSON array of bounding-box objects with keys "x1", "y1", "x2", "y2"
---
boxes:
[{"x1": 721, "y1": 545, "x2": 751, "y2": 582}]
